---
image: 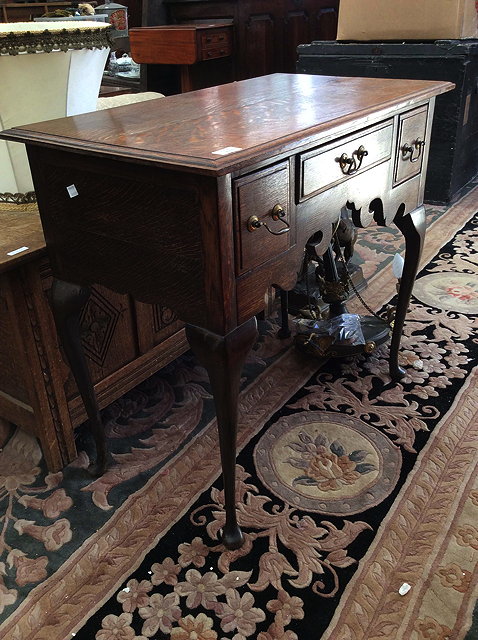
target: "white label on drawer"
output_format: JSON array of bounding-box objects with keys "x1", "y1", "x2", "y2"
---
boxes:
[
  {"x1": 67, "y1": 184, "x2": 79, "y2": 198},
  {"x1": 7, "y1": 246, "x2": 29, "y2": 256},
  {"x1": 212, "y1": 146, "x2": 243, "y2": 155}
]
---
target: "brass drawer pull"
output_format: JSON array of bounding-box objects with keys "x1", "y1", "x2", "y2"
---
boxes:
[
  {"x1": 401, "y1": 138, "x2": 425, "y2": 163},
  {"x1": 247, "y1": 203, "x2": 290, "y2": 235},
  {"x1": 337, "y1": 145, "x2": 368, "y2": 175}
]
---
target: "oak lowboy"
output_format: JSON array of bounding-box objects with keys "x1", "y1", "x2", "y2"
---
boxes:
[{"x1": 0, "y1": 74, "x2": 453, "y2": 549}]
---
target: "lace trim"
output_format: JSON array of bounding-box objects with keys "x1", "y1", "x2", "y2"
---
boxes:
[
  {"x1": 0, "y1": 191, "x2": 37, "y2": 206},
  {"x1": 0, "y1": 26, "x2": 112, "y2": 56}
]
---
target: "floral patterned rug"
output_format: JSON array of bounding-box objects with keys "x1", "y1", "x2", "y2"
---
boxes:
[{"x1": 1, "y1": 187, "x2": 477, "y2": 640}]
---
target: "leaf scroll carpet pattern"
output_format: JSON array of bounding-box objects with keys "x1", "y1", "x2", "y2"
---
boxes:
[
  {"x1": 0, "y1": 185, "x2": 477, "y2": 639},
  {"x1": 76, "y1": 210, "x2": 477, "y2": 640}
]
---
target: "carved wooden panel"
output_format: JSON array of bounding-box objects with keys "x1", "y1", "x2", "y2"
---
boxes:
[
  {"x1": 79, "y1": 288, "x2": 123, "y2": 368},
  {"x1": 283, "y1": 10, "x2": 310, "y2": 73},
  {"x1": 38, "y1": 264, "x2": 138, "y2": 398},
  {"x1": 243, "y1": 14, "x2": 276, "y2": 78},
  {"x1": 314, "y1": 6, "x2": 339, "y2": 41},
  {"x1": 135, "y1": 300, "x2": 184, "y2": 353},
  {"x1": 0, "y1": 275, "x2": 30, "y2": 403},
  {"x1": 73, "y1": 288, "x2": 137, "y2": 396}
]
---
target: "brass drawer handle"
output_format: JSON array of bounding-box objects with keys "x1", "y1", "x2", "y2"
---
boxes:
[
  {"x1": 247, "y1": 203, "x2": 290, "y2": 235},
  {"x1": 401, "y1": 138, "x2": 425, "y2": 163},
  {"x1": 337, "y1": 145, "x2": 368, "y2": 175}
]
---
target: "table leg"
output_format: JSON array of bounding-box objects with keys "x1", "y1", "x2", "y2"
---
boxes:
[
  {"x1": 180, "y1": 65, "x2": 193, "y2": 93},
  {"x1": 50, "y1": 278, "x2": 107, "y2": 475},
  {"x1": 277, "y1": 288, "x2": 291, "y2": 339},
  {"x1": 185, "y1": 317, "x2": 258, "y2": 550},
  {"x1": 390, "y1": 206, "x2": 426, "y2": 380}
]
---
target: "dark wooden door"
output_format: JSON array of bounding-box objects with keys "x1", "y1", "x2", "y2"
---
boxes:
[
  {"x1": 240, "y1": 8, "x2": 277, "y2": 78},
  {"x1": 283, "y1": 8, "x2": 311, "y2": 73}
]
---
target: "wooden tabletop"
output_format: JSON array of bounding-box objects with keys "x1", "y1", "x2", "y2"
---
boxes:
[
  {"x1": 0, "y1": 74, "x2": 454, "y2": 176},
  {"x1": 0, "y1": 209, "x2": 46, "y2": 274}
]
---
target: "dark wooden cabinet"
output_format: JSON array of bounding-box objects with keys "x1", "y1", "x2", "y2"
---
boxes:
[
  {"x1": 297, "y1": 39, "x2": 478, "y2": 204},
  {"x1": 0, "y1": 0, "x2": 142, "y2": 25},
  {"x1": 163, "y1": 0, "x2": 339, "y2": 80},
  {"x1": 1, "y1": 2, "x2": 69, "y2": 22}
]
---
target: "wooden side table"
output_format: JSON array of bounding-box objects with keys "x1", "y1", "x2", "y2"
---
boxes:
[
  {"x1": 0, "y1": 209, "x2": 188, "y2": 472},
  {"x1": 129, "y1": 23, "x2": 233, "y2": 92}
]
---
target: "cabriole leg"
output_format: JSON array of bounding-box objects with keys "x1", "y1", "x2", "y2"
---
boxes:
[
  {"x1": 186, "y1": 317, "x2": 258, "y2": 550},
  {"x1": 50, "y1": 278, "x2": 107, "y2": 475},
  {"x1": 390, "y1": 206, "x2": 426, "y2": 380},
  {"x1": 277, "y1": 288, "x2": 291, "y2": 338}
]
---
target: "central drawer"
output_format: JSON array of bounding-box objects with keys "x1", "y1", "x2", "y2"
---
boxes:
[{"x1": 298, "y1": 120, "x2": 393, "y2": 200}]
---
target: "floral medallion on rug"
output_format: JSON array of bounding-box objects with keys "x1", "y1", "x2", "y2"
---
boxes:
[{"x1": 0, "y1": 187, "x2": 477, "y2": 640}]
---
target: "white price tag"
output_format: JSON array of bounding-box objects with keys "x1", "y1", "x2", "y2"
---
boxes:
[
  {"x1": 7, "y1": 246, "x2": 29, "y2": 256},
  {"x1": 212, "y1": 146, "x2": 243, "y2": 156},
  {"x1": 67, "y1": 184, "x2": 79, "y2": 198}
]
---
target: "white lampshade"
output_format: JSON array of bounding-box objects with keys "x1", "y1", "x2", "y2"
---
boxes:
[{"x1": 0, "y1": 22, "x2": 110, "y2": 202}]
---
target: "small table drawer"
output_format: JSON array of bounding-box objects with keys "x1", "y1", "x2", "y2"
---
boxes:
[
  {"x1": 199, "y1": 30, "x2": 232, "y2": 60},
  {"x1": 299, "y1": 121, "x2": 393, "y2": 200},
  {"x1": 234, "y1": 162, "x2": 291, "y2": 274},
  {"x1": 201, "y1": 31, "x2": 231, "y2": 48},
  {"x1": 394, "y1": 106, "x2": 428, "y2": 185},
  {"x1": 200, "y1": 43, "x2": 232, "y2": 61}
]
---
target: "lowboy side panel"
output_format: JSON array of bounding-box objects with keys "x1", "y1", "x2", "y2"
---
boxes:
[{"x1": 27, "y1": 146, "x2": 221, "y2": 330}]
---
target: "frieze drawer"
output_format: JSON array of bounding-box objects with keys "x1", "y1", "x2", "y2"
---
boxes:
[
  {"x1": 394, "y1": 105, "x2": 428, "y2": 185},
  {"x1": 200, "y1": 30, "x2": 231, "y2": 49},
  {"x1": 199, "y1": 43, "x2": 232, "y2": 61},
  {"x1": 199, "y1": 29, "x2": 232, "y2": 60},
  {"x1": 299, "y1": 120, "x2": 393, "y2": 200},
  {"x1": 234, "y1": 161, "x2": 292, "y2": 274}
]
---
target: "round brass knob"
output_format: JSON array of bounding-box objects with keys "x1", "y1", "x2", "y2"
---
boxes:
[
  {"x1": 271, "y1": 203, "x2": 285, "y2": 220},
  {"x1": 246, "y1": 215, "x2": 262, "y2": 232}
]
